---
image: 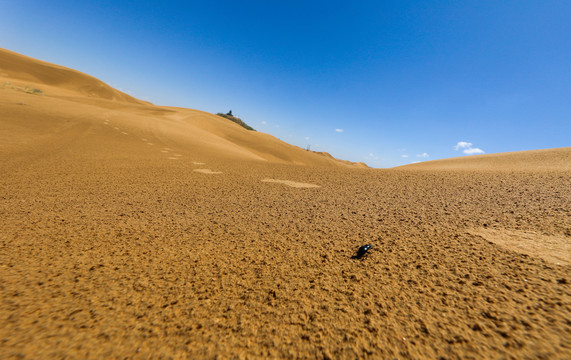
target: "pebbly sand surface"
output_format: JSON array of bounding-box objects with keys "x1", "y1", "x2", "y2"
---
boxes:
[{"x1": 1, "y1": 48, "x2": 570, "y2": 359}]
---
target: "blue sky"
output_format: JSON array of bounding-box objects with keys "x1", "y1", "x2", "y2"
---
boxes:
[{"x1": 2, "y1": 1, "x2": 569, "y2": 167}]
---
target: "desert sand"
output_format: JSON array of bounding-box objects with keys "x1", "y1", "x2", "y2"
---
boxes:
[{"x1": 1, "y1": 48, "x2": 570, "y2": 359}]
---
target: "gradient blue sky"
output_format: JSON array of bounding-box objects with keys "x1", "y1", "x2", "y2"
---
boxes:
[{"x1": 2, "y1": 1, "x2": 570, "y2": 167}]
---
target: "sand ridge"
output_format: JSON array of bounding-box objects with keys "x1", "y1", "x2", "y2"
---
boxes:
[
  {"x1": 0, "y1": 48, "x2": 366, "y2": 169},
  {"x1": 398, "y1": 147, "x2": 571, "y2": 171}
]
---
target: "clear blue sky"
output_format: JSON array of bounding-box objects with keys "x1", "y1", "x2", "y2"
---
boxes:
[{"x1": 2, "y1": 1, "x2": 570, "y2": 167}]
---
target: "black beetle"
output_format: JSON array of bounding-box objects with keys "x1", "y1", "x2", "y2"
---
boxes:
[{"x1": 353, "y1": 244, "x2": 372, "y2": 259}]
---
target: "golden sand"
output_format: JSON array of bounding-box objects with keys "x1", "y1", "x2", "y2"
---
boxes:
[{"x1": 1, "y1": 48, "x2": 570, "y2": 359}]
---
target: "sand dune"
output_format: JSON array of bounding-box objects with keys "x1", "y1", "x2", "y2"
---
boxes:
[
  {"x1": 0, "y1": 48, "x2": 366, "y2": 168},
  {"x1": 1, "y1": 48, "x2": 570, "y2": 359},
  {"x1": 397, "y1": 147, "x2": 571, "y2": 171},
  {"x1": 0, "y1": 48, "x2": 146, "y2": 104}
]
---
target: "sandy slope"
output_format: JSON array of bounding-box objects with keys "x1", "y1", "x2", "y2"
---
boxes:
[
  {"x1": 0, "y1": 48, "x2": 366, "y2": 169},
  {"x1": 1, "y1": 49, "x2": 570, "y2": 359},
  {"x1": 0, "y1": 48, "x2": 146, "y2": 105},
  {"x1": 397, "y1": 147, "x2": 571, "y2": 171}
]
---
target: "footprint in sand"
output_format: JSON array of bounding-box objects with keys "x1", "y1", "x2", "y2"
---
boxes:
[
  {"x1": 192, "y1": 161, "x2": 205, "y2": 165},
  {"x1": 261, "y1": 179, "x2": 319, "y2": 188},
  {"x1": 113, "y1": 127, "x2": 120, "y2": 130},
  {"x1": 193, "y1": 169, "x2": 222, "y2": 174},
  {"x1": 146, "y1": 142, "x2": 154, "y2": 146},
  {"x1": 161, "y1": 150, "x2": 169, "y2": 153},
  {"x1": 121, "y1": 132, "x2": 129, "y2": 135},
  {"x1": 141, "y1": 138, "x2": 148, "y2": 142},
  {"x1": 167, "y1": 157, "x2": 180, "y2": 160}
]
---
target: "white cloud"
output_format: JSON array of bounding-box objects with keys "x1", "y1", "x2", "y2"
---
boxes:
[
  {"x1": 416, "y1": 153, "x2": 429, "y2": 158},
  {"x1": 401, "y1": 154, "x2": 409, "y2": 158},
  {"x1": 454, "y1": 141, "x2": 472, "y2": 150},
  {"x1": 261, "y1": 121, "x2": 267, "y2": 125},
  {"x1": 454, "y1": 141, "x2": 485, "y2": 155},
  {"x1": 369, "y1": 153, "x2": 374, "y2": 157},
  {"x1": 304, "y1": 137, "x2": 310, "y2": 140},
  {"x1": 275, "y1": 125, "x2": 280, "y2": 128},
  {"x1": 335, "y1": 128, "x2": 344, "y2": 133},
  {"x1": 463, "y1": 147, "x2": 485, "y2": 154}
]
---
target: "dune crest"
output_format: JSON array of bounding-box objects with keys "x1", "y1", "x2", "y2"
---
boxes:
[
  {"x1": 397, "y1": 147, "x2": 571, "y2": 171},
  {"x1": 0, "y1": 48, "x2": 146, "y2": 104}
]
